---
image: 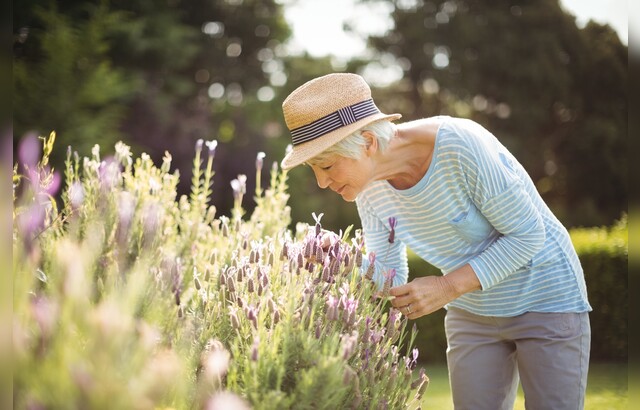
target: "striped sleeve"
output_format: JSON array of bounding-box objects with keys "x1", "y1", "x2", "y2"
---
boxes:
[
  {"x1": 469, "y1": 182, "x2": 546, "y2": 289},
  {"x1": 456, "y1": 121, "x2": 546, "y2": 289},
  {"x1": 356, "y1": 195, "x2": 409, "y2": 289}
]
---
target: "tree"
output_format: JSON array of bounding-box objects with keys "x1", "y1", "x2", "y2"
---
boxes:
[
  {"x1": 14, "y1": 0, "x2": 292, "y2": 218},
  {"x1": 362, "y1": 0, "x2": 627, "y2": 226},
  {"x1": 14, "y1": 2, "x2": 133, "y2": 167}
]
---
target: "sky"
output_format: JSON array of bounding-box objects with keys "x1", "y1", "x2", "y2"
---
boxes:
[{"x1": 283, "y1": 0, "x2": 628, "y2": 60}]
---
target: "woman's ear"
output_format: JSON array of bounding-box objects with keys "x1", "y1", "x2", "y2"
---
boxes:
[{"x1": 361, "y1": 131, "x2": 378, "y2": 157}]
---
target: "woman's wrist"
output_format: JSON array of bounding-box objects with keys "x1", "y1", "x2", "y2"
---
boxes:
[{"x1": 444, "y1": 264, "x2": 482, "y2": 297}]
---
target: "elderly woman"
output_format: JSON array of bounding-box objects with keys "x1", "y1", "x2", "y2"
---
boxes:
[{"x1": 280, "y1": 73, "x2": 591, "y2": 409}]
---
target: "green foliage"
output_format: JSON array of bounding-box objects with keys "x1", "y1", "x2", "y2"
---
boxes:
[
  {"x1": 570, "y1": 217, "x2": 628, "y2": 361},
  {"x1": 406, "y1": 217, "x2": 629, "y2": 363},
  {"x1": 13, "y1": 139, "x2": 427, "y2": 409},
  {"x1": 14, "y1": 0, "x2": 293, "y2": 220},
  {"x1": 13, "y1": 4, "x2": 134, "y2": 166}
]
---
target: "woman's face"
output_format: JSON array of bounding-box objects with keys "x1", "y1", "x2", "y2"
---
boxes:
[{"x1": 309, "y1": 154, "x2": 372, "y2": 202}]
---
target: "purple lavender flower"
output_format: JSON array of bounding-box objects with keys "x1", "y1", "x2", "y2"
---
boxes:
[
  {"x1": 362, "y1": 348, "x2": 371, "y2": 370},
  {"x1": 280, "y1": 241, "x2": 289, "y2": 260},
  {"x1": 388, "y1": 217, "x2": 397, "y2": 244},
  {"x1": 18, "y1": 133, "x2": 40, "y2": 169},
  {"x1": 68, "y1": 181, "x2": 84, "y2": 210},
  {"x1": 325, "y1": 295, "x2": 339, "y2": 321},
  {"x1": 321, "y1": 265, "x2": 331, "y2": 283},
  {"x1": 17, "y1": 202, "x2": 46, "y2": 244},
  {"x1": 341, "y1": 331, "x2": 358, "y2": 360},
  {"x1": 344, "y1": 297, "x2": 358, "y2": 327},
  {"x1": 370, "y1": 328, "x2": 384, "y2": 345},
  {"x1": 365, "y1": 252, "x2": 376, "y2": 280},
  {"x1": 304, "y1": 238, "x2": 313, "y2": 258},
  {"x1": 355, "y1": 246, "x2": 363, "y2": 267},
  {"x1": 363, "y1": 317, "x2": 372, "y2": 343},
  {"x1": 245, "y1": 305, "x2": 258, "y2": 328},
  {"x1": 410, "y1": 348, "x2": 419, "y2": 369},
  {"x1": 251, "y1": 336, "x2": 260, "y2": 361},
  {"x1": 98, "y1": 158, "x2": 121, "y2": 192},
  {"x1": 229, "y1": 308, "x2": 240, "y2": 330},
  {"x1": 315, "y1": 241, "x2": 324, "y2": 261},
  {"x1": 414, "y1": 368, "x2": 430, "y2": 399},
  {"x1": 312, "y1": 212, "x2": 324, "y2": 237},
  {"x1": 382, "y1": 268, "x2": 397, "y2": 295}
]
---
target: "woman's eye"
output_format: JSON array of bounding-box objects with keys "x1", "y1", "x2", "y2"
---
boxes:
[{"x1": 321, "y1": 164, "x2": 332, "y2": 170}]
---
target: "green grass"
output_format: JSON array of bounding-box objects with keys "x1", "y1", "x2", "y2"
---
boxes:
[{"x1": 412, "y1": 362, "x2": 628, "y2": 409}]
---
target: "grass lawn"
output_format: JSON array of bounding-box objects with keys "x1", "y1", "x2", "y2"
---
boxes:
[{"x1": 412, "y1": 362, "x2": 628, "y2": 409}]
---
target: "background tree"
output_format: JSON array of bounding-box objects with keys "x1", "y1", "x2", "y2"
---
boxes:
[
  {"x1": 14, "y1": 0, "x2": 291, "y2": 217},
  {"x1": 361, "y1": 0, "x2": 626, "y2": 227},
  {"x1": 14, "y1": 2, "x2": 133, "y2": 167},
  {"x1": 13, "y1": 0, "x2": 627, "y2": 229}
]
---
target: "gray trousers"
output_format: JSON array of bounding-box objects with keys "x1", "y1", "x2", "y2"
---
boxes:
[{"x1": 444, "y1": 307, "x2": 591, "y2": 410}]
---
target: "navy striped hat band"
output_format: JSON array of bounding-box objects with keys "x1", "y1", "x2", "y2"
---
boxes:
[{"x1": 290, "y1": 99, "x2": 380, "y2": 146}]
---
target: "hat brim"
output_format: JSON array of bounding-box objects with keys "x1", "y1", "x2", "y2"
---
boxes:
[{"x1": 281, "y1": 112, "x2": 402, "y2": 170}]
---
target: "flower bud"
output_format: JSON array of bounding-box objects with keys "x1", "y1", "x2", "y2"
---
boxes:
[
  {"x1": 256, "y1": 151, "x2": 266, "y2": 172},
  {"x1": 280, "y1": 242, "x2": 289, "y2": 260},
  {"x1": 251, "y1": 336, "x2": 260, "y2": 361}
]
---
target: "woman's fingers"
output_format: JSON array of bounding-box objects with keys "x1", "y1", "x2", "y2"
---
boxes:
[{"x1": 390, "y1": 294, "x2": 411, "y2": 308}]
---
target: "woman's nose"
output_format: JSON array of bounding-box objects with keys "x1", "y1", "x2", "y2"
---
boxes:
[{"x1": 314, "y1": 170, "x2": 331, "y2": 189}]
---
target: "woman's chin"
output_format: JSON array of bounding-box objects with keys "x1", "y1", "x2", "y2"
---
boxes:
[{"x1": 339, "y1": 191, "x2": 357, "y2": 202}]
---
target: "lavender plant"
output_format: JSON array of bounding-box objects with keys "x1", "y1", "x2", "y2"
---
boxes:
[{"x1": 13, "y1": 135, "x2": 428, "y2": 409}]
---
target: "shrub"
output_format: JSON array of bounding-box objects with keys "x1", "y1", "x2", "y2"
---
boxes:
[
  {"x1": 12, "y1": 134, "x2": 428, "y2": 409},
  {"x1": 570, "y1": 218, "x2": 628, "y2": 361}
]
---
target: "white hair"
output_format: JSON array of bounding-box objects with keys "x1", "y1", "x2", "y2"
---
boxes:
[{"x1": 307, "y1": 120, "x2": 395, "y2": 165}]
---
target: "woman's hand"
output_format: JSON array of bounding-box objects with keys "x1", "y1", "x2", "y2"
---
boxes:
[
  {"x1": 389, "y1": 264, "x2": 482, "y2": 319},
  {"x1": 389, "y1": 276, "x2": 459, "y2": 319}
]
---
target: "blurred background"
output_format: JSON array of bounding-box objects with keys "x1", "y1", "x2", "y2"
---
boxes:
[{"x1": 13, "y1": 0, "x2": 627, "y2": 232}]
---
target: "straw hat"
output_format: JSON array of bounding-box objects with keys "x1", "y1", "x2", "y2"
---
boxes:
[{"x1": 281, "y1": 73, "x2": 401, "y2": 169}]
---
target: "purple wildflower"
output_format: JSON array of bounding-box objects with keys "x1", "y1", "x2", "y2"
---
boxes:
[
  {"x1": 388, "y1": 217, "x2": 397, "y2": 243},
  {"x1": 365, "y1": 252, "x2": 376, "y2": 280},
  {"x1": 18, "y1": 133, "x2": 40, "y2": 169},
  {"x1": 341, "y1": 331, "x2": 359, "y2": 360},
  {"x1": 68, "y1": 181, "x2": 84, "y2": 210},
  {"x1": 251, "y1": 336, "x2": 260, "y2": 361},
  {"x1": 382, "y1": 268, "x2": 396, "y2": 296},
  {"x1": 344, "y1": 297, "x2": 358, "y2": 327},
  {"x1": 312, "y1": 212, "x2": 324, "y2": 237},
  {"x1": 325, "y1": 295, "x2": 339, "y2": 321},
  {"x1": 245, "y1": 305, "x2": 258, "y2": 328},
  {"x1": 229, "y1": 308, "x2": 240, "y2": 330}
]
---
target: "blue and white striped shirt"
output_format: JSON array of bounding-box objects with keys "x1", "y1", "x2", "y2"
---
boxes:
[{"x1": 356, "y1": 116, "x2": 592, "y2": 317}]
